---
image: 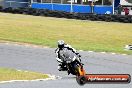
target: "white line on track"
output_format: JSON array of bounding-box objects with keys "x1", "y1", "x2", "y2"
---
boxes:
[{"x1": 0, "y1": 75, "x2": 56, "y2": 84}]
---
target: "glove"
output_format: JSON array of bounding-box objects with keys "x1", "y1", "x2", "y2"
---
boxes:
[
  {"x1": 56, "y1": 58, "x2": 63, "y2": 63},
  {"x1": 78, "y1": 54, "x2": 81, "y2": 57},
  {"x1": 76, "y1": 53, "x2": 81, "y2": 57}
]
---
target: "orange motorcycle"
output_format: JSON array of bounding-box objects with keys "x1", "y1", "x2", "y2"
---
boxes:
[{"x1": 59, "y1": 49, "x2": 86, "y2": 76}]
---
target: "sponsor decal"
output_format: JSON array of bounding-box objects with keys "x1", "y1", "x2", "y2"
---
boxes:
[{"x1": 76, "y1": 74, "x2": 131, "y2": 85}]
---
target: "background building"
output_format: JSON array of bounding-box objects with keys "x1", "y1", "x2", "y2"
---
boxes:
[{"x1": 0, "y1": 0, "x2": 29, "y2": 8}]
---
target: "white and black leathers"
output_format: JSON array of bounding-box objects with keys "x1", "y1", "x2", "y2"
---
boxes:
[{"x1": 55, "y1": 44, "x2": 81, "y2": 71}]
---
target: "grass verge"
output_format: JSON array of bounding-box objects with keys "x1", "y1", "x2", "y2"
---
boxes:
[
  {"x1": 0, "y1": 68, "x2": 49, "y2": 81},
  {"x1": 0, "y1": 12, "x2": 132, "y2": 54}
]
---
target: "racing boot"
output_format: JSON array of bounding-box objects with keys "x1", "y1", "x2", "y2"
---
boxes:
[
  {"x1": 58, "y1": 64, "x2": 67, "y2": 71},
  {"x1": 67, "y1": 70, "x2": 70, "y2": 75}
]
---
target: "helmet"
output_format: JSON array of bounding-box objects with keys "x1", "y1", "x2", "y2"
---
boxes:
[{"x1": 58, "y1": 40, "x2": 65, "y2": 49}]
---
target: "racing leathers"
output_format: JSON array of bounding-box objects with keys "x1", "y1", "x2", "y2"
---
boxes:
[{"x1": 55, "y1": 44, "x2": 81, "y2": 71}]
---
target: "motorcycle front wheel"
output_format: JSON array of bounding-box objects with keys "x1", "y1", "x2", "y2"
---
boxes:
[{"x1": 76, "y1": 76, "x2": 87, "y2": 85}]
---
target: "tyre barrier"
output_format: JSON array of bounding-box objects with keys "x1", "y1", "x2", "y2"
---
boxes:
[
  {"x1": 0, "y1": 6, "x2": 3, "y2": 12},
  {"x1": 0, "y1": 7, "x2": 132, "y2": 23}
]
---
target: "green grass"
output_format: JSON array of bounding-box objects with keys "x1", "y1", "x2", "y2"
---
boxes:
[
  {"x1": 0, "y1": 68, "x2": 49, "y2": 81},
  {"x1": 0, "y1": 12, "x2": 132, "y2": 54}
]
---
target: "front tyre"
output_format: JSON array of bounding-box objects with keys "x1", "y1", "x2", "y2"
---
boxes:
[{"x1": 76, "y1": 76, "x2": 87, "y2": 85}]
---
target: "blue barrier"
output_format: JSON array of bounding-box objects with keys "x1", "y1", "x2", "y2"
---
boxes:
[
  {"x1": 53, "y1": 4, "x2": 91, "y2": 13},
  {"x1": 32, "y1": 3, "x2": 91, "y2": 13},
  {"x1": 53, "y1": 4, "x2": 71, "y2": 12},
  {"x1": 94, "y1": 6, "x2": 113, "y2": 14},
  {"x1": 31, "y1": 3, "x2": 113, "y2": 14},
  {"x1": 32, "y1": 3, "x2": 53, "y2": 10},
  {"x1": 73, "y1": 5, "x2": 91, "y2": 13}
]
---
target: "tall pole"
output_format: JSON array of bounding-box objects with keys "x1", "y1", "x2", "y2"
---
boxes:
[
  {"x1": 61, "y1": 0, "x2": 63, "y2": 4},
  {"x1": 51, "y1": 0, "x2": 53, "y2": 10},
  {"x1": 81, "y1": 0, "x2": 83, "y2": 5},
  {"x1": 70, "y1": 0, "x2": 73, "y2": 13},
  {"x1": 102, "y1": 0, "x2": 104, "y2": 5},
  {"x1": 91, "y1": 0, "x2": 94, "y2": 13},
  {"x1": 31, "y1": 0, "x2": 33, "y2": 3},
  {"x1": 113, "y1": 0, "x2": 115, "y2": 14},
  {"x1": 9, "y1": 2, "x2": 11, "y2": 7}
]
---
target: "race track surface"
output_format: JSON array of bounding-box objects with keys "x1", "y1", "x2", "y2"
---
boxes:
[{"x1": 0, "y1": 43, "x2": 132, "y2": 88}]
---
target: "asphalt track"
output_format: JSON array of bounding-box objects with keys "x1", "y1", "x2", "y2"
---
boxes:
[{"x1": 0, "y1": 43, "x2": 132, "y2": 88}]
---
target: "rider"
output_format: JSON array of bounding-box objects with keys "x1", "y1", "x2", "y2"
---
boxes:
[{"x1": 55, "y1": 40, "x2": 82, "y2": 71}]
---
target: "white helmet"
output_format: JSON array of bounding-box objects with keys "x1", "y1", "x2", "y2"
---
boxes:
[{"x1": 58, "y1": 40, "x2": 65, "y2": 48}]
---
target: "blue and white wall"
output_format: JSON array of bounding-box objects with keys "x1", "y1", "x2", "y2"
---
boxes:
[{"x1": 32, "y1": 3, "x2": 113, "y2": 14}]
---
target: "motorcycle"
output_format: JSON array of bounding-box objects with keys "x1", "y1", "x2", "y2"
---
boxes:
[{"x1": 59, "y1": 49, "x2": 86, "y2": 76}]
